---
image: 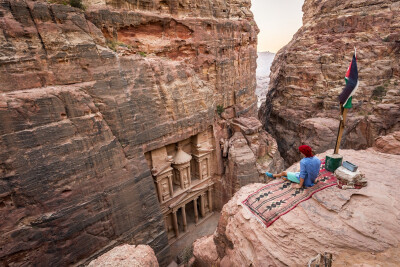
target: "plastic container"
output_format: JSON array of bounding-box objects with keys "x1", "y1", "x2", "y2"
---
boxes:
[
  {"x1": 325, "y1": 154, "x2": 343, "y2": 172},
  {"x1": 342, "y1": 161, "x2": 358, "y2": 172}
]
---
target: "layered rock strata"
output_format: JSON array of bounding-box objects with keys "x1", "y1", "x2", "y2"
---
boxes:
[
  {"x1": 193, "y1": 149, "x2": 400, "y2": 266},
  {"x1": 0, "y1": 0, "x2": 263, "y2": 265},
  {"x1": 260, "y1": 0, "x2": 400, "y2": 165}
]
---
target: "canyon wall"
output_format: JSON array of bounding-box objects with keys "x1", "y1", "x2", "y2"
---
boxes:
[
  {"x1": 0, "y1": 0, "x2": 264, "y2": 265},
  {"x1": 260, "y1": 0, "x2": 400, "y2": 165}
]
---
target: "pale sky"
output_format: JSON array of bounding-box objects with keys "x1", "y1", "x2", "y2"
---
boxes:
[{"x1": 251, "y1": 0, "x2": 304, "y2": 53}]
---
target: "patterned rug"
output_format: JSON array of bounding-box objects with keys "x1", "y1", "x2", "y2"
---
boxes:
[{"x1": 242, "y1": 159, "x2": 337, "y2": 227}]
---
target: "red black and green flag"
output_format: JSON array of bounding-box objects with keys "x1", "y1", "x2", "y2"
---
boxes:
[{"x1": 339, "y1": 50, "x2": 359, "y2": 108}]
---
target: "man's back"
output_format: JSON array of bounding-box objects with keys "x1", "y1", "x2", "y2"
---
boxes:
[{"x1": 299, "y1": 156, "x2": 321, "y2": 187}]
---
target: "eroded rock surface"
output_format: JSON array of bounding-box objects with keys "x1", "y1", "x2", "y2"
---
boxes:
[
  {"x1": 193, "y1": 149, "x2": 400, "y2": 266},
  {"x1": 0, "y1": 0, "x2": 259, "y2": 265},
  {"x1": 373, "y1": 131, "x2": 400, "y2": 155},
  {"x1": 88, "y1": 244, "x2": 158, "y2": 267},
  {"x1": 259, "y1": 0, "x2": 400, "y2": 165}
]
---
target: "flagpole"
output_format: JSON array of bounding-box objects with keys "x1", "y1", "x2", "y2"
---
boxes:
[
  {"x1": 334, "y1": 104, "x2": 348, "y2": 154},
  {"x1": 328, "y1": 48, "x2": 357, "y2": 171}
]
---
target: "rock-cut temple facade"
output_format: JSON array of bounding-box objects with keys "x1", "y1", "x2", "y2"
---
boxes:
[{"x1": 146, "y1": 128, "x2": 215, "y2": 243}]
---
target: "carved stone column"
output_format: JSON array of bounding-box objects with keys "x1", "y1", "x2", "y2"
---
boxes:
[
  {"x1": 194, "y1": 198, "x2": 199, "y2": 223},
  {"x1": 179, "y1": 170, "x2": 185, "y2": 189},
  {"x1": 172, "y1": 211, "x2": 179, "y2": 238},
  {"x1": 182, "y1": 205, "x2": 187, "y2": 232},
  {"x1": 198, "y1": 160, "x2": 203, "y2": 180},
  {"x1": 208, "y1": 187, "x2": 213, "y2": 212},
  {"x1": 168, "y1": 174, "x2": 174, "y2": 197},
  {"x1": 156, "y1": 182, "x2": 162, "y2": 203},
  {"x1": 200, "y1": 193, "x2": 206, "y2": 217}
]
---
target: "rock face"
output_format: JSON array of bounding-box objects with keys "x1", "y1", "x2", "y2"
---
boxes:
[
  {"x1": 193, "y1": 149, "x2": 400, "y2": 266},
  {"x1": 88, "y1": 244, "x2": 158, "y2": 267},
  {"x1": 215, "y1": 116, "x2": 284, "y2": 206},
  {"x1": 259, "y1": 0, "x2": 400, "y2": 165},
  {"x1": 0, "y1": 0, "x2": 262, "y2": 266}
]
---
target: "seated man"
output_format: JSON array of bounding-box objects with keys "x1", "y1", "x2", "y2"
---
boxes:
[{"x1": 266, "y1": 145, "x2": 321, "y2": 189}]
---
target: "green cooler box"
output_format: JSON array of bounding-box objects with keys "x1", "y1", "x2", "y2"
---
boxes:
[{"x1": 325, "y1": 154, "x2": 343, "y2": 172}]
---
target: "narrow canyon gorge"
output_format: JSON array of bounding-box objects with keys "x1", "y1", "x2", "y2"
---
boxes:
[{"x1": 0, "y1": 0, "x2": 399, "y2": 266}]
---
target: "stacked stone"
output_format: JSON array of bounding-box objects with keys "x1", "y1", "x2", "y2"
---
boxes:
[{"x1": 335, "y1": 166, "x2": 367, "y2": 189}]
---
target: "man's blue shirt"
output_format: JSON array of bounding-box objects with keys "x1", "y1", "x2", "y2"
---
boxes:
[{"x1": 299, "y1": 156, "x2": 321, "y2": 187}]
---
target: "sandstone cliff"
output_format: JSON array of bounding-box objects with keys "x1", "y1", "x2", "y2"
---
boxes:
[
  {"x1": 259, "y1": 0, "x2": 400, "y2": 165},
  {"x1": 193, "y1": 149, "x2": 400, "y2": 266},
  {"x1": 0, "y1": 0, "x2": 262, "y2": 265}
]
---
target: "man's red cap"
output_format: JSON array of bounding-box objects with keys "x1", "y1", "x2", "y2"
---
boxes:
[{"x1": 299, "y1": 145, "x2": 313, "y2": 157}]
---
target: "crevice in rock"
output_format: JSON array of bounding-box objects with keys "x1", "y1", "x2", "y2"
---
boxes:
[
  {"x1": 340, "y1": 193, "x2": 369, "y2": 211},
  {"x1": 25, "y1": 1, "x2": 47, "y2": 57}
]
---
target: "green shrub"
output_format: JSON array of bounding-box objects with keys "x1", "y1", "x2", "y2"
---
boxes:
[
  {"x1": 106, "y1": 40, "x2": 132, "y2": 52},
  {"x1": 137, "y1": 51, "x2": 147, "y2": 57},
  {"x1": 70, "y1": 0, "x2": 85, "y2": 9},
  {"x1": 48, "y1": 0, "x2": 69, "y2": 5},
  {"x1": 106, "y1": 40, "x2": 117, "y2": 52},
  {"x1": 372, "y1": 86, "x2": 386, "y2": 99},
  {"x1": 216, "y1": 105, "x2": 224, "y2": 116},
  {"x1": 48, "y1": 0, "x2": 85, "y2": 9}
]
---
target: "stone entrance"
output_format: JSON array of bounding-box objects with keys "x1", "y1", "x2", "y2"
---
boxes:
[{"x1": 145, "y1": 128, "x2": 215, "y2": 244}]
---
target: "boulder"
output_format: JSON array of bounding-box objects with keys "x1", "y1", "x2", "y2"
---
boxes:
[
  {"x1": 193, "y1": 235, "x2": 219, "y2": 267},
  {"x1": 88, "y1": 245, "x2": 159, "y2": 267},
  {"x1": 232, "y1": 117, "x2": 263, "y2": 135},
  {"x1": 374, "y1": 131, "x2": 400, "y2": 155},
  {"x1": 221, "y1": 107, "x2": 236, "y2": 120}
]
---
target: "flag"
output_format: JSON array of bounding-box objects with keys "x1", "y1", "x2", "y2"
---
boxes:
[{"x1": 339, "y1": 50, "x2": 359, "y2": 108}]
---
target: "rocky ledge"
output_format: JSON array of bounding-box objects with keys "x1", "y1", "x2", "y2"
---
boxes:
[{"x1": 193, "y1": 149, "x2": 400, "y2": 266}]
